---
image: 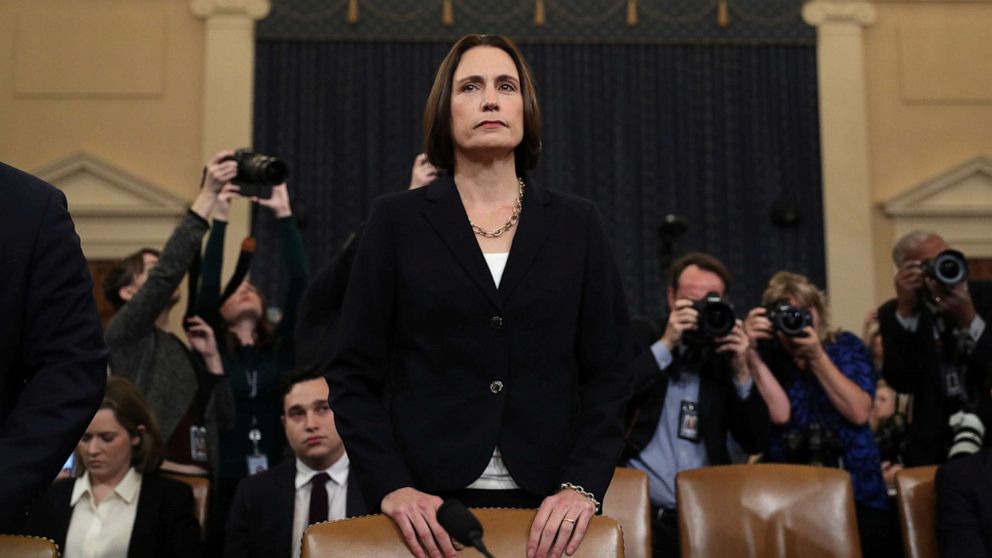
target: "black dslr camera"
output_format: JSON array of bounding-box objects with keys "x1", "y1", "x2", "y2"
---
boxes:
[
  {"x1": 766, "y1": 302, "x2": 812, "y2": 337},
  {"x1": 920, "y1": 249, "x2": 969, "y2": 287},
  {"x1": 691, "y1": 292, "x2": 736, "y2": 339},
  {"x1": 221, "y1": 148, "x2": 289, "y2": 199},
  {"x1": 783, "y1": 421, "x2": 842, "y2": 468}
]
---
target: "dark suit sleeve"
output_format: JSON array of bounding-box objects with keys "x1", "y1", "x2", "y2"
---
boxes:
[
  {"x1": 936, "y1": 457, "x2": 990, "y2": 558},
  {"x1": 878, "y1": 298, "x2": 929, "y2": 394},
  {"x1": 326, "y1": 198, "x2": 414, "y2": 507},
  {"x1": 17, "y1": 479, "x2": 72, "y2": 548},
  {"x1": 628, "y1": 319, "x2": 664, "y2": 396},
  {"x1": 559, "y1": 205, "x2": 633, "y2": 502},
  {"x1": 0, "y1": 188, "x2": 107, "y2": 528}
]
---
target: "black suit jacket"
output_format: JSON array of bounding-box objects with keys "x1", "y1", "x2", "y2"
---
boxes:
[
  {"x1": 19, "y1": 473, "x2": 204, "y2": 558},
  {"x1": 878, "y1": 282, "x2": 992, "y2": 466},
  {"x1": 223, "y1": 459, "x2": 367, "y2": 558},
  {"x1": 936, "y1": 448, "x2": 992, "y2": 557},
  {"x1": 327, "y1": 176, "x2": 632, "y2": 507},
  {"x1": 0, "y1": 162, "x2": 107, "y2": 529},
  {"x1": 621, "y1": 317, "x2": 770, "y2": 465}
]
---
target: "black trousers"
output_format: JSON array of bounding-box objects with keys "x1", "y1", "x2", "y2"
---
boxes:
[{"x1": 650, "y1": 506, "x2": 680, "y2": 558}]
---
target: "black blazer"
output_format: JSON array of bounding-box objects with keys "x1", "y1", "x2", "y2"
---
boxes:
[
  {"x1": 878, "y1": 282, "x2": 992, "y2": 466},
  {"x1": 19, "y1": 473, "x2": 204, "y2": 558},
  {"x1": 223, "y1": 459, "x2": 367, "y2": 558},
  {"x1": 936, "y1": 448, "x2": 992, "y2": 557},
  {"x1": 328, "y1": 176, "x2": 633, "y2": 508},
  {"x1": 621, "y1": 317, "x2": 770, "y2": 464},
  {"x1": 0, "y1": 162, "x2": 108, "y2": 529}
]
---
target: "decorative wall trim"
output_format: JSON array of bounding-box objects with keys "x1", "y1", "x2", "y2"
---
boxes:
[
  {"x1": 802, "y1": 0, "x2": 876, "y2": 27},
  {"x1": 884, "y1": 154, "x2": 992, "y2": 257},
  {"x1": 33, "y1": 152, "x2": 186, "y2": 259},
  {"x1": 190, "y1": 0, "x2": 271, "y2": 20}
]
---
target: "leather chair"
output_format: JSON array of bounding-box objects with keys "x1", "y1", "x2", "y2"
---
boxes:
[
  {"x1": 676, "y1": 464, "x2": 862, "y2": 558},
  {"x1": 0, "y1": 534, "x2": 59, "y2": 558},
  {"x1": 302, "y1": 508, "x2": 624, "y2": 558},
  {"x1": 163, "y1": 473, "x2": 210, "y2": 536},
  {"x1": 895, "y1": 466, "x2": 939, "y2": 558},
  {"x1": 603, "y1": 467, "x2": 651, "y2": 558}
]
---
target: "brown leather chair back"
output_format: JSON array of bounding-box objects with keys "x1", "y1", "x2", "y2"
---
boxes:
[
  {"x1": 676, "y1": 464, "x2": 862, "y2": 558},
  {"x1": 603, "y1": 467, "x2": 651, "y2": 558},
  {"x1": 0, "y1": 534, "x2": 60, "y2": 558},
  {"x1": 163, "y1": 473, "x2": 210, "y2": 536},
  {"x1": 895, "y1": 466, "x2": 939, "y2": 558},
  {"x1": 302, "y1": 508, "x2": 624, "y2": 558}
]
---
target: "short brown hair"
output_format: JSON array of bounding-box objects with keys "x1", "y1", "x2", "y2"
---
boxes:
[
  {"x1": 669, "y1": 252, "x2": 732, "y2": 294},
  {"x1": 77, "y1": 376, "x2": 165, "y2": 476},
  {"x1": 423, "y1": 34, "x2": 542, "y2": 173},
  {"x1": 102, "y1": 248, "x2": 160, "y2": 310}
]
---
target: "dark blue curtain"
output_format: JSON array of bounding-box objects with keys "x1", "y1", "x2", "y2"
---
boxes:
[{"x1": 251, "y1": 40, "x2": 823, "y2": 319}]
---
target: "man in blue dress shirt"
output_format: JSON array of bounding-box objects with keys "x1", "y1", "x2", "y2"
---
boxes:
[{"x1": 621, "y1": 252, "x2": 770, "y2": 556}]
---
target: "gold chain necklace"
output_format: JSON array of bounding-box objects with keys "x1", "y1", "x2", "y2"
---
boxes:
[{"x1": 470, "y1": 177, "x2": 524, "y2": 238}]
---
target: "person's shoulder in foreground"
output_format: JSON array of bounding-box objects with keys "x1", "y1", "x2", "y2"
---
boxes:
[{"x1": 0, "y1": 162, "x2": 108, "y2": 529}]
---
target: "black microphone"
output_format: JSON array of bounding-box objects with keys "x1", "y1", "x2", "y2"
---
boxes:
[{"x1": 436, "y1": 500, "x2": 495, "y2": 558}]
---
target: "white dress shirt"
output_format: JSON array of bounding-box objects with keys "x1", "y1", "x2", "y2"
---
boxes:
[
  {"x1": 65, "y1": 468, "x2": 142, "y2": 558},
  {"x1": 292, "y1": 454, "x2": 349, "y2": 558}
]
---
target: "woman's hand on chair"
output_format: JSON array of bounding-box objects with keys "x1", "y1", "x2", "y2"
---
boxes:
[
  {"x1": 528, "y1": 488, "x2": 596, "y2": 558},
  {"x1": 381, "y1": 487, "x2": 458, "y2": 558}
]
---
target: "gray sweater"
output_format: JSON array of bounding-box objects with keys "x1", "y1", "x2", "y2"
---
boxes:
[{"x1": 105, "y1": 211, "x2": 233, "y2": 477}]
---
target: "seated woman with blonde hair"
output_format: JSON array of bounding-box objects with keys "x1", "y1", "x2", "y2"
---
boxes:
[{"x1": 20, "y1": 376, "x2": 203, "y2": 558}]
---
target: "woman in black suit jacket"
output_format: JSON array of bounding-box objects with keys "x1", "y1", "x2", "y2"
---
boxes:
[
  {"x1": 327, "y1": 34, "x2": 632, "y2": 558},
  {"x1": 20, "y1": 377, "x2": 203, "y2": 558}
]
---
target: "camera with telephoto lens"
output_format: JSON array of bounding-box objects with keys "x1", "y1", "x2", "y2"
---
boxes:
[
  {"x1": 920, "y1": 249, "x2": 969, "y2": 287},
  {"x1": 947, "y1": 410, "x2": 985, "y2": 460},
  {"x1": 690, "y1": 292, "x2": 736, "y2": 339},
  {"x1": 783, "y1": 421, "x2": 842, "y2": 468},
  {"x1": 766, "y1": 302, "x2": 812, "y2": 337},
  {"x1": 220, "y1": 148, "x2": 289, "y2": 199}
]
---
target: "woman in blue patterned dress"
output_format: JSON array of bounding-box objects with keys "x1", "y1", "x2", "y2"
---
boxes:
[{"x1": 744, "y1": 271, "x2": 898, "y2": 558}]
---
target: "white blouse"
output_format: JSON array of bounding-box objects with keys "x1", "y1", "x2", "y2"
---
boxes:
[
  {"x1": 65, "y1": 468, "x2": 142, "y2": 558},
  {"x1": 482, "y1": 252, "x2": 510, "y2": 288},
  {"x1": 468, "y1": 252, "x2": 520, "y2": 490}
]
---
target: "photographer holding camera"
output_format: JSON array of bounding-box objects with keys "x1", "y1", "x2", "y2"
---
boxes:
[
  {"x1": 878, "y1": 230, "x2": 992, "y2": 466},
  {"x1": 623, "y1": 252, "x2": 774, "y2": 557},
  {"x1": 745, "y1": 271, "x2": 892, "y2": 556},
  {"x1": 192, "y1": 148, "x2": 308, "y2": 553}
]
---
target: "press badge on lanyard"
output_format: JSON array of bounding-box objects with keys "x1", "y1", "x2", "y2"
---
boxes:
[
  {"x1": 190, "y1": 426, "x2": 208, "y2": 462},
  {"x1": 245, "y1": 369, "x2": 269, "y2": 474},
  {"x1": 940, "y1": 363, "x2": 965, "y2": 399},
  {"x1": 679, "y1": 400, "x2": 700, "y2": 442}
]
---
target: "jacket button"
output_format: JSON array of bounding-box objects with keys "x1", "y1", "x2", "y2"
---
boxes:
[
  {"x1": 490, "y1": 380, "x2": 503, "y2": 394},
  {"x1": 490, "y1": 316, "x2": 503, "y2": 330}
]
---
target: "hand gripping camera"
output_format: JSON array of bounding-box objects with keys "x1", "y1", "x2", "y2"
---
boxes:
[
  {"x1": 765, "y1": 302, "x2": 813, "y2": 337},
  {"x1": 220, "y1": 148, "x2": 289, "y2": 199},
  {"x1": 691, "y1": 292, "x2": 736, "y2": 339}
]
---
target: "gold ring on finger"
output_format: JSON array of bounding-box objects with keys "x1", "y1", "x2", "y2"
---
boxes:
[{"x1": 563, "y1": 517, "x2": 576, "y2": 524}]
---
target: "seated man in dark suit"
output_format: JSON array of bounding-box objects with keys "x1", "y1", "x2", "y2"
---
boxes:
[
  {"x1": 936, "y1": 447, "x2": 992, "y2": 557},
  {"x1": 622, "y1": 252, "x2": 771, "y2": 558},
  {"x1": 224, "y1": 368, "x2": 366, "y2": 558},
  {"x1": 878, "y1": 230, "x2": 992, "y2": 466}
]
